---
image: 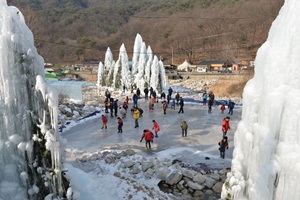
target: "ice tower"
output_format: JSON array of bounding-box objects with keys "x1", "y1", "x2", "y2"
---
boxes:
[
  {"x1": 0, "y1": 1, "x2": 69, "y2": 199},
  {"x1": 222, "y1": 0, "x2": 300, "y2": 199}
]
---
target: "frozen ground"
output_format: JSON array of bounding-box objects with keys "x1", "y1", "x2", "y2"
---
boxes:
[{"x1": 61, "y1": 92, "x2": 242, "y2": 199}]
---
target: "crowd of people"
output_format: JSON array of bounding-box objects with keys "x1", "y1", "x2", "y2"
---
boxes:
[{"x1": 101, "y1": 87, "x2": 235, "y2": 155}]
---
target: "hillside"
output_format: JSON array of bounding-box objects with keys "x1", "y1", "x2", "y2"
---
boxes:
[{"x1": 9, "y1": 0, "x2": 284, "y2": 65}]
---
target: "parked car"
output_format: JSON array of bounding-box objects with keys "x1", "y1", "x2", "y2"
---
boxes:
[{"x1": 218, "y1": 68, "x2": 232, "y2": 73}]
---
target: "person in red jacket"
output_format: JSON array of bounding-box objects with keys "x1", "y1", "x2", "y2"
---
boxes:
[
  {"x1": 140, "y1": 129, "x2": 154, "y2": 149},
  {"x1": 117, "y1": 117, "x2": 123, "y2": 133},
  {"x1": 101, "y1": 115, "x2": 108, "y2": 129},
  {"x1": 152, "y1": 120, "x2": 160, "y2": 138},
  {"x1": 222, "y1": 116, "x2": 230, "y2": 138}
]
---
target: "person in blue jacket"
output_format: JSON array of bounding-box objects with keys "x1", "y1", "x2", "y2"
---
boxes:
[{"x1": 228, "y1": 100, "x2": 235, "y2": 115}]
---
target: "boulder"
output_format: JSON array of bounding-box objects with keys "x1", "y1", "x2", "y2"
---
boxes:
[
  {"x1": 193, "y1": 190, "x2": 204, "y2": 197},
  {"x1": 182, "y1": 169, "x2": 197, "y2": 179},
  {"x1": 141, "y1": 161, "x2": 154, "y2": 172},
  {"x1": 212, "y1": 182, "x2": 223, "y2": 193},
  {"x1": 187, "y1": 181, "x2": 204, "y2": 190},
  {"x1": 156, "y1": 167, "x2": 171, "y2": 180},
  {"x1": 165, "y1": 170, "x2": 182, "y2": 185},
  {"x1": 124, "y1": 149, "x2": 135, "y2": 156},
  {"x1": 124, "y1": 160, "x2": 134, "y2": 168},
  {"x1": 131, "y1": 165, "x2": 141, "y2": 174},
  {"x1": 113, "y1": 171, "x2": 121, "y2": 177},
  {"x1": 205, "y1": 177, "x2": 217, "y2": 188},
  {"x1": 210, "y1": 173, "x2": 220, "y2": 181},
  {"x1": 193, "y1": 173, "x2": 206, "y2": 184}
]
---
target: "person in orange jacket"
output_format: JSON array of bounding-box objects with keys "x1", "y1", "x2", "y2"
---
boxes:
[
  {"x1": 140, "y1": 129, "x2": 154, "y2": 149},
  {"x1": 152, "y1": 120, "x2": 160, "y2": 138},
  {"x1": 222, "y1": 116, "x2": 230, "y2": 138}
]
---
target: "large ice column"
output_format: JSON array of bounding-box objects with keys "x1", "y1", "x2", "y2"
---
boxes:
[
  {"x1": 222, "y1": 0, "x2": 300, "y2": 199},
  {"x1": 135, "y1": 42, "x2": 147, "y2": 91},
  {"x1": 0, "y1": 1, "x2": 68, "y2": 199},
  {"x1": 119, "y1": 44, "x2": 131, "y2": 90},
  {"x1": 97, "y1": 61, "x2": 104, "y2": 87},
  {"x1": 132, "y1": 33, "x2": 143, "y2": 81},
  {"x1": 104, "y1": 47, "x2": 114, "y2": 87}
]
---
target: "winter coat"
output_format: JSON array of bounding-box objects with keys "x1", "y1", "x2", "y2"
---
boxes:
[
  {"x1": 202, "y1": 93, "x2": 208, "y2": 100},
  {"x1": 142, "y1": 130, "x2": 154, "y2": 141},
  {"x1": 175, "y1": 93, "x2": 180, "y2": 100},
  {"x1": 102, "y1": 115, "x2": 108, "y2": 123},
  {"x1": 133, "y1": 109, "x2": 140, "y2": 119},
  {"x1": 181, "y1": 121, "x2": 188, "y2": 130},
  {"x1": 144, "y1": 88, "x2": 149, "y2": 94},
  {"x1": 153, "y1": 122, "x2": 160, "y2": 132},
  {"x1": 218, "y1": 139, "x2": 229, "y2": 151},
  {"x1": 162, "y1": 102, "x2": 167, "y2": 109},
  {"x1": 220, "y1": 105, "x2": 225, "y2": 111},
  {"x1": 168, "y1": 87, "x2": 173, "y2": 96},
  {"x1": 228, "y1": 101, "x2": 235, "y2": 109},
  {"x1": 179, "y1": 98, "x2": 184, "y2": 107},
  {"x1": 222, "y1": 118, "x2": 230, "y2": 132},
  {"x1": 118, "y1": 118, "x2": 123, "y2": 125},
  {"x1": 151, "y1": 96, "x2": 155, "y2": 105}
]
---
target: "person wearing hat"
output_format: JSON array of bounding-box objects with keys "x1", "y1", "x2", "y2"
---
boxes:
[
  {"x1": 218, "y1": 136, "x2": 229, "y2": 159},
  {"x1": 222, "y1": 116, "x2": 231, "y2": 138}
]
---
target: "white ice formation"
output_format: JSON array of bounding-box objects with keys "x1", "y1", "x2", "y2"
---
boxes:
[
  {"x1": 221, "y1": 0, "x2": 300, "y2": 199},
  {"x1": 0, "y1": 1, "x2": 68, "y2": 199}
]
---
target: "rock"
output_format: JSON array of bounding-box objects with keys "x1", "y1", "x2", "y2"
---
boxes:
[
  {"x1": 131, "y1": 165, "x2": 141, "y2": 174},
  {"x1": 193, "y1": 173, "x2": 206, "y2": 184},
  {"x1": 210, "y1": 173, "x2": 220, "y2": 181},
  {"x1": 144, "y1": 168, "x2": 155, "y2": 179},
  {"x1": 124, "y1": 149, "x2": 135, "y2": 156},
  {"x1": 205, "y1": 177, "x2": 217, "y2": 189},
  {"x1": 156, "y1": 167, "x2": 171, "y2": 180},
  {"x1": 65, "y1": 111, "x2": 73, "y2": 117},
  {"x1": 113, "y1": 172, "x2": 121, "y2": 177},
  {"x1": 187, "y1": 181, "x2": 204, "y2": 190},
  {"x1": 212, "y1": 182, "x2": 223, "y2": 193},
  {"x1": 182, "y1": 169, "x2": 197, "y2": 179},
  {"x1": 141, "y1": 161, "x2": 154, "y2": 172},
  {"x1": 205, "y1": 189, "x2": 214, "y2": 195},
  {"x1": 177, "y1": 180, "x2": 185, "y2": 191},
  {"x1": 115, "y1": 151, "x2": 126, "y2": 159},
  {"x1": 165, "y1": 170, "x2": 182, "y2": 185},
  {"x1": 104, "y1": 155, "x2": 116, "y2": 164},
  {"x1": 193, "y1": 190, "x2": 204, "y2": 197},
  {"x1": 124, "y1": 160, "x2": 134, "y2": 168}
]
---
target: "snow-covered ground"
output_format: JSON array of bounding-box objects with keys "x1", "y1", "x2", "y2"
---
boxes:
[{"x1": 61, "y1": 89, "x2": 241, "y2": 199}]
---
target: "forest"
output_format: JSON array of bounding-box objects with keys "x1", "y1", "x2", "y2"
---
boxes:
[{"x1": 9, "y1": 0, "x2": 284, "y2": 65}]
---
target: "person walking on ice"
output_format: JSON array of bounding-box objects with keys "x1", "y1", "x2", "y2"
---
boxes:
[
  {"x1": 101, "y1": 115, "x2": 108, "y2": 129},
  {"x1": 218, "y1": 136, "x2": 229, "y2": 159},
  {"x1": 220, "y1": 103, "x2": 226, "y2": 114},
  {"x1": 222, "y1": 116, "x2": 230, "y2": 138},
  {"x1": 152, "y1": 120, "x2": 160, "y2": 138},
  {"x1": 162, "y1": 101, "x2": 167, "y2": 114},
  {"x1": 133, "y1": 107, "x2": 140, "y2": 128},
  {"x1": 178, "y1": 97, "x2": 184, "y2": 113},
  {"x1": 117, "y1": 117, "x2": 123, "y2": 133},
  {"x1": 140, "y1": 129, "x2": 154, "y2": 149},
  {"x1": 181, "y1": 120, "x2": 188, "y2": 137}
]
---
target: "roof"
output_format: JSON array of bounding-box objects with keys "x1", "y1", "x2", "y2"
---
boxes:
[
  {"x1": 48, "y1": 81, "x2": 95, "y2": 87},
  {"x1": 178, "y1": 60, "x2": 193, "y2": 69},
  {"x1": 195, "y1": 60, "x2": 237, "y2": 65}
]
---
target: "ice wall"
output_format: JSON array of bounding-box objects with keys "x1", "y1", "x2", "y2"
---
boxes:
[
  {"x1": 222, "y1": 0, "x2": 300, "y2": 199},
  {"x1": 0, "y1": 1, "x2": 68, "y2": 199}
]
